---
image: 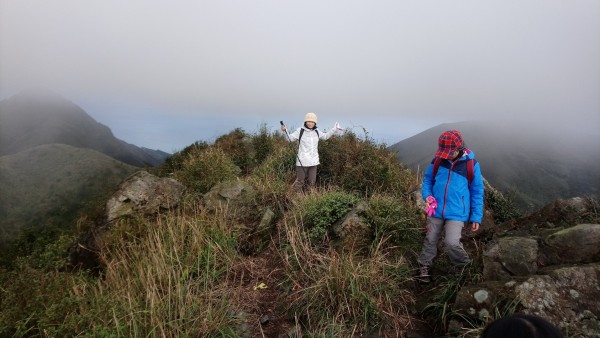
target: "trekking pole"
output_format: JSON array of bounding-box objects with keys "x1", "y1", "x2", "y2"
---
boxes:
[
  {"x1": 280, "y1": 121, "x2": 291, "y2": 141},
  {"x1": 280, "y1": 120, "x2": 305, "y2": 168}
]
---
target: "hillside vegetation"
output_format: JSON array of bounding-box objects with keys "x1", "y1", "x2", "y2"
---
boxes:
[
  {"x1": 0, "y1": 126, "x2": 526, "y2": 337},
  {"x1": 0, "y1": 144, "x2": 138, "y2": 257}
]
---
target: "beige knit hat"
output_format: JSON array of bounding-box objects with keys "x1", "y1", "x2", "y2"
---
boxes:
[{"x1": 304, "y1": 112, "x2": 317, "y2": 123}]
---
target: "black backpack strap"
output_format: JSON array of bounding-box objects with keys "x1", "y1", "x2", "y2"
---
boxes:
[{"x1": 299, "y1": 128, "x2": 319, "y2": 142}]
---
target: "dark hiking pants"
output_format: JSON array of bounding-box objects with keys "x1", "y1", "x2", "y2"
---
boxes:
[{"x1": 294, "y1": 165, "x2": 317, "y2": 192}]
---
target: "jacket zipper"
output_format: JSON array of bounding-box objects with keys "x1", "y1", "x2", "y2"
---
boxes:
[{"x1": 441, "y1": 160, "x2": 455, "y2": 219}]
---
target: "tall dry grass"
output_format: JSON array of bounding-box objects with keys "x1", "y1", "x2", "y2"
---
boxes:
[
  {"x1": 81, "y1": 204, "x2": 242, "y2": 337},
  {"x1": 277, "y1": 190, "x2": 416, "y2": 337}
]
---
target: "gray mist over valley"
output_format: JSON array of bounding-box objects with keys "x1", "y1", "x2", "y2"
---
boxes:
[{"x1": 1, "y1": 1, "x2": 598, "y2": 152}]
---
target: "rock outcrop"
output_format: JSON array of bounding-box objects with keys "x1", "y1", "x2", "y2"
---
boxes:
[
  {"x1": 69, "y1": 171, "x2": 185, "y2": 271},
  {"x1": 106, "y1": 171, "x2": 185, "y2": 221},
  {"x1": 332, "y1": 201, "x2": 372, "y2": 251},
  {"x1": 202, "y1": 179, "x2": 276, "y2": 254},
  {"x1": 454, "y1": 197, "x2": 600, "y2": 337}
]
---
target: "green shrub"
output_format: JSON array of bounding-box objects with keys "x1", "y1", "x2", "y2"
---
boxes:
[
  {"x1": 245, "y1": 124, "x2": 293, "y2": 209},
  {"x1": 214, "y1": 128, "x2": 255, "y2": 174},
  {"x1": 485, "y1": 187, "x2": 521, "y2": 223},
  {"x1": 252, "y1": 148, "x2": 295, "y2": 182},
  {"x1": 215, "y1": 125, "x2": 287, "y2": 176},
  {"x1": 247, "y1": 144, "x2": 296, "y2": 210},
  {"x1": 318, "y1": 132, "x2": 412, "y2": 196},
  {"x1": 174, "y1": 147, "x2": 240, "y2": 194},
  {"x1": 365, "y1": 194, "x2": 423, "y2": 252},
  {"x1": 250, "y1": 124, "x2": 285, "y2": 169},
  {"x1": 155, "y1": 141, "x2": 209, "y2": 176},
  {"x1": 293, "y1": 191, "x2": 360, "y2": 244}
]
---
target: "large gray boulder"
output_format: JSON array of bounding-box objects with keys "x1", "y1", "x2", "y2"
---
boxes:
[
  {"x1": 455, "y1": 264, "x2": 600, "y2": 337},
  {"x1": 515, "y1": 265, "x2": 600, "y2": 328},
  {"x1": 483, "y1": 237, "x2": 539, "y2": 280},
  {"x1": 202, "y1": 179, "x2": 256, "y2": 212},
  {"x1": 70, "y1": 171, "x2": 185, "y2": 271},
  {"x1": 332, "y1": 201, "x2": 372, "y2": 251},
  {"x1": 541, "y1": 224, "x2": 600, "y2": 265},
  {"x1": 106, "y1": 171, "x2": 185, "y2": 221},
  {"x1": 450, "y1": 194, "x2": 600, "y2": 336}
]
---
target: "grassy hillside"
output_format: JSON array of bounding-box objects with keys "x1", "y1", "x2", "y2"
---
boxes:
[
  {"x1": 0, "y1": 144, "x2": 138, "y2": 251},
  {"x1": 0, "y1": 127, "x2": 530, "y2": 337},
  {"x1": 389, "y1": 121, "x2": 600, "y2": 211}
]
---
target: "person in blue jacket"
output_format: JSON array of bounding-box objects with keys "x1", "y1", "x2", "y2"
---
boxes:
[{"x1": 417, "y1": 129, "x2": 484, "y2": 282}]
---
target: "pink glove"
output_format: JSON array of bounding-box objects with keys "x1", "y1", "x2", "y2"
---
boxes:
[{"x1": 425, "y1": 196, "x2": 438, "y2": 217}]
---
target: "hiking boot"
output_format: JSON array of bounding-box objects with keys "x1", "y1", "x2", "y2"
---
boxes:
[
  {"x1": 417, "y1": 265, "x2": 431, "y2": 283},
  {"x1": 450, "y1": 263, "x2": 470, "y2": 278},
  {"x1": 448, "y1": 266, "x2": 460, "y2": 278}
]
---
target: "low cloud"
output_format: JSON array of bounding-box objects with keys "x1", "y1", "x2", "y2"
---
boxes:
[{"x1": 1, "y1": 0, "x2": 598, "y2": 151}]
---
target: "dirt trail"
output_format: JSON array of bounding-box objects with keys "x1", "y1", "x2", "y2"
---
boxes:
[{"x1": 226, "y1": 244, "x2": 296, "y2": 338}]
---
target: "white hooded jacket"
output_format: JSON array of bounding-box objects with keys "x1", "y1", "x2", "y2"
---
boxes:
[{"x1": 286, "y1": 126, "x2": 338, "y2": 166}]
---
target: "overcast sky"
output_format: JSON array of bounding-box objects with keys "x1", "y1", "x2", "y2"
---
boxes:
[{"x1": 1, "y1": 0, "x2": 598, "y2": 152}]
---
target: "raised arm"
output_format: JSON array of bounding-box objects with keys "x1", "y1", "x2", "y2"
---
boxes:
[
  {"x1": 284, "y1": 127, "x2": 301, "y2": 142},
  {"x1": 318, "y1": 122, "x2": 343, "y2": 140}
]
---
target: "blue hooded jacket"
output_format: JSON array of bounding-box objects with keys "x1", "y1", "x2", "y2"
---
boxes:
[{"x1": 421, "y1": 149, "x2": 484, "y2": 223}]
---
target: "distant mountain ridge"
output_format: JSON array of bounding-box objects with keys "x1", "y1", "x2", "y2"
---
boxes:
[
  {"x1": 0, "y1": 143, "x2": 139, "y2": 248},
  {"x1": 0, "y1": 90, "x2": 170, "y2": 167},
  {"x1": 389, "y1": 121, "x2": 600, "y2": 211}
]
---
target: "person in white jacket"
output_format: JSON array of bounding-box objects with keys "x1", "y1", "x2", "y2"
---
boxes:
[{"x1": 280, "y1": 112, "x2": 342, "y2": 192}]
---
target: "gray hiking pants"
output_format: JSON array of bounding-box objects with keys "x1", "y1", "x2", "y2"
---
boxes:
[
  {"x1": 294, "y1": 166, "x2": 317, "y2": 192},
  {"x1": 418, "y1": 217, "x2": 471, "y2": 267}
]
